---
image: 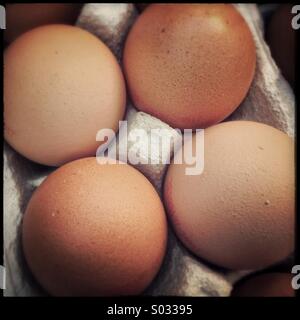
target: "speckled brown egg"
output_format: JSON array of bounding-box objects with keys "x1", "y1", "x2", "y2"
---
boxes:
[
  {"x1": 22, "y1": 157, "x2": 168, "y2": 296},
  {"x1": 5, "y1": 3, "x2": 83, "y2": 44},
  {"x1": 164, "y1": 121, "x2": 295, "y2": 270},
  {"x1": 267, "y1": 4, "x2": 295, "y2": 87},
  {"x1": 4, "y1": 25, "x2": 126, "y2": 166},
  {"x1": 232, "y1": 273, "x2": 294, "y2": 297},
  {"x1": 123, "y1": 4, "x2": 256, "y2": 129}
]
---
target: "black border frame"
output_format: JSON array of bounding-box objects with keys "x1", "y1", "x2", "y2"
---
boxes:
[{"x1": 1, "y1": 1, "x2": 299, "y2": 316}]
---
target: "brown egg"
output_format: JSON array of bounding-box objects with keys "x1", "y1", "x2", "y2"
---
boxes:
[
  {"x1": 22, "y1": 157, "x2": 168, "y2": 296},
  {"x1": 267, "y1": 4, "x2": 295, "y2": 87},
  {"x1": 232, "y1": 273, "x2": 294, "y2": 297},
  {"x1": 4, "y1": 25, "x2": 126, "y2": 166},
  {"x1": 164, "y1": 121, "x2": 295, "y2": 270},
  {"x1": 123, "y1": 4, "x2": 256, "y2": 129},
  {"x1": 5, "y1": 3, "x2": 83, "y2": 44}
]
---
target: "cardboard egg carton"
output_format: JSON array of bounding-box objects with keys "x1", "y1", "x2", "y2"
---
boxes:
[{"x1": 3, "y1": 3, "x2": 295, "y2": 296}]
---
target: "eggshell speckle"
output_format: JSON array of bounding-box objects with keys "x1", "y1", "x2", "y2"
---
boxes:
[
  {"x1": 4, "y1": 25, "x2": 126, "y2": 166},
  {"x1": 124, "y1": 4, "x2": 256, "y2": 129},
  {"x1": 164, "y1": 121, "x2": 295, "y2": 270},
  {"x1": 22, "y1": 157, "x2": 168, "y2": 296}
]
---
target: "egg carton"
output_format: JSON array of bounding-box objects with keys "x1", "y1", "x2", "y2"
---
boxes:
[{"x1": 3, "y1": 3, "x2": 295, "y2": 297}]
